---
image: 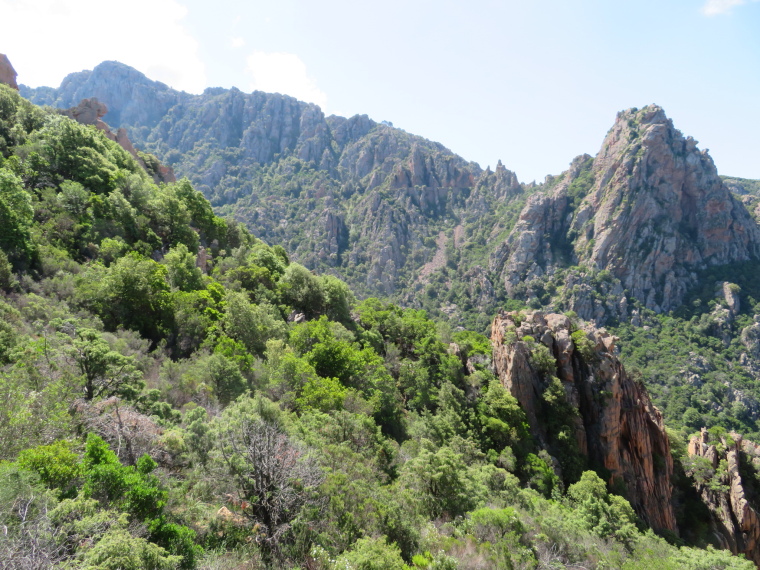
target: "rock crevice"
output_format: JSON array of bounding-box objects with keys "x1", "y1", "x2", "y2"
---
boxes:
[
  {"x1": 491, "y1": 310, "x2": 677, "y2": 532},
  {"x1": 688, "y1": 429, "x2": 760, "y2": 566}
]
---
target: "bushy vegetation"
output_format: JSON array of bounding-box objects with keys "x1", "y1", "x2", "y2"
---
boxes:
[
  {"x1": 614, "y1": 261, "x2": 760, "y2": 441},
  {"x1": 0, "y1": 84, "x2": 756, "y2": 569}
]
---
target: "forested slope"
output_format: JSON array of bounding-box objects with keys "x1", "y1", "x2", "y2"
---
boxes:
[{"x1": 4, "y1": 67, "x2": 760, "y2": 568}]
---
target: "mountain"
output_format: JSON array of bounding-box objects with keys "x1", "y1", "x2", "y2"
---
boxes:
[
  {"x1": 490, "y1": 106, "x2": 760, "y2": 322},
  {"x1": 20, "y1": 61, "x2": 525, "y2": 331},
  {"x1": 5, "y1": 56, "x2": 760, "y2": 568},
  {"x1": 23, "y1": 63, "x2": 760, "y2": 336}
]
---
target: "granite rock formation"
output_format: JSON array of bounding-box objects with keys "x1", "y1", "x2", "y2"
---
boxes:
[
  {"x1": 0, "y1": 54, "x2": 18, "y2": 90},
  {"x1": 688, "y1": 429, "x2": 760, "y2": 566},
  {"x1": 492, "y1": 105, "x2": 760, "y2": 320},
  {"x1": 491, "y1": 310, "x2": 677, "y2": 532}
]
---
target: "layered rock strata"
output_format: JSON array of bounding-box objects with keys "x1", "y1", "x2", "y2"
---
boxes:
[
  {"x1": 491, "y1": 310, "x2": 677, "y2": 532},
  {"x1": 688, "y1": 429, "x2": 760, "y2": 566}
]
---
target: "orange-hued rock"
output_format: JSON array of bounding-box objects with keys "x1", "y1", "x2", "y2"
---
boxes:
[
  {"x1": 688, "y1": 429, "x2": 760, "y2": 566},
  {"x1": 491, "y1": 310, "x2": 677, "y2": 533},
  {"x1": 0, "y1": 54, "x2": 18, "y2": 90}
]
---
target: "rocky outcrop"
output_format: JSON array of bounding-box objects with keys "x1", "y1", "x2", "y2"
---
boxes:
[
  {"x1": 687, "y1": 429, "x2": 760, "y2": 566},
  {"x1": 493, "y1": 105, "x2": 760, "y2": 318},
  {"x1": 0, "y1": 54, "x2": 18, "y2": 90},
  {"x1": 491, "y1": 310, "x2": 677, "y2": 532},
  {"x1": 65, "y1": 97, "x2": 111, "y2": 132}
]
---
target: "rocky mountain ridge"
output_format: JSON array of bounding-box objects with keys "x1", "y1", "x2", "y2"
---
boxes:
[
  {"x1": 491, "y1": 106, "x2": 760, "y2": 321},
  {"x1": 19, "y1": 62, "x2": 760, "y2": 335}
]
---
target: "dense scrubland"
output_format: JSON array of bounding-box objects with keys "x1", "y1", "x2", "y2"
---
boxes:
[{"x1": 1, "y1": 83, "x2": 759, "y2": 569}]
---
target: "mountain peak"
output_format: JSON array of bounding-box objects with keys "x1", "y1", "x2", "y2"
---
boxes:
[{"x1": 493, "y1": 104, "x2": 760, "y2": 320}]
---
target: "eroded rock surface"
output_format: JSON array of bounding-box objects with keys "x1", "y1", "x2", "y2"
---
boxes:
[
  {"x1": 491, "y1": 310, "x2": 677, "y2": 532},
  {"x1": 0, "y1": 53, "x2": 19, "y2": 90},
  {"x1": 688, "y1": 429, "x2": 760, "y2": 566},
  {"x1": 493, "y1": 105, "x2": 760, "y2": 319}
]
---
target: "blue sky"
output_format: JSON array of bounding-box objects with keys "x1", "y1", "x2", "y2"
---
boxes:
[{"x1": 2, "y1": 0, "x2": 758, "y2": 182}]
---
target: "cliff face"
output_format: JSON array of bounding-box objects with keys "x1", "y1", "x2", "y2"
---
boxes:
[
  {"x1": 493, "y1": 105, "x2": 760, "y2": 318},
  {"x1": 0, "y1": 54, "x2": 18, "y2": 90},
  {"x1": 491, "y1": 310, "x2": 677, "y2": 532},
  {"x1": 688, "y1": 429, "x2": 760, "y2": 566}
]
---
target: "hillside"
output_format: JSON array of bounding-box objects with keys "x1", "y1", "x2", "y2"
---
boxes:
[
  {"x1": 21, "y1": 61, "x2": 527, "y2": 332},
  {"x1": 22, "y1": 64, "x2": 760, "y2": 337},
  {"x1": 5, "y1": 59, "x2": 760, "y2": 568}
]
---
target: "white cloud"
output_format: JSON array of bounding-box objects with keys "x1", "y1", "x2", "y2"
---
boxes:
[
  {"x1": 230, "y1": 37, "x2": 246, "y2": 49},
  {"x1": 246, "y1": 51, "x2": 327, "y2": 109},
  {"x1": 0, "y1": 0, "x2": 206, "y2": 93},
  {"x1": 702, "y1": 0, "x2": 758, "y2": 15}
]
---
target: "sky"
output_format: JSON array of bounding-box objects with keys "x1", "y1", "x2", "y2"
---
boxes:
[{"x1": 1, "y1": 0, "x2": 758, "y2": 182}]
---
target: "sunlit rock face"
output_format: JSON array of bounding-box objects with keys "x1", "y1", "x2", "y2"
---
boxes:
[
  {"x1": 688, "y1": 429, "x2": 760, "y2": 566},
  {"x1": 491, "y1": 310, "x2": 677, "y2": 533},
  {"x1": 0, "y1": 54, "x2": 18, "y2": 90},
  {"x1": 494, "y1": 105, "x2": 760, "y2": 320}
]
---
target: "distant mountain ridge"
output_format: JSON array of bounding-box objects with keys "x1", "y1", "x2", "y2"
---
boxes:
[
  {"x1": 22, "y1": 62, "x2": 515, "y2": 330},
  {"x1": 21, "y1": 62, "x2": 760, "y2": 332}
]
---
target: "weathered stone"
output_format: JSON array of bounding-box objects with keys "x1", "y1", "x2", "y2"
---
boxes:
[
  {"x1": 491, "y1": 310, "x2": 677, "y2": 533},
  {"x1": 688, "y1": 429, "x2": 760, "y2": 565},
  {"x1": 0, "y1": 54, "x2": 18, "y2": 90},
  {"x1": 492, "y1": 106, "x2": 760, "y2": 322}
]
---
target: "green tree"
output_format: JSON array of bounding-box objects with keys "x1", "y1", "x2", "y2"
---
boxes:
[
  {"x1": 163, "y1": 243, "x2": 204, "y2": 291},
  {"x1": 0, "y1": 166, "x2": 36, "y2": 268},
  {"x1": 32, "y1": 114, "x2": 141, "y2": 194},
  {"x1": 336, "y1": 536, "x2": 407, "y2": 570},
  {"x1": 223, "y1": 291, "x2": 287, "y2": 356},
  {"x1": 69, "y1": 328, "x2": 143, "y2": 401},
  {"x1": 17, "y1": 440, "x2": 81, "y2": 499},
  {"x1": 78, "y1": 253, "x2": 172, "y2": 343},
  {"x1": 280, "y1": 262, "x2": 325, "y2": 317},
  {"x1": 206, "y1": 353, "x2": 247, "y2": 405},
  {"x1": 399, "y1": 445, "x2": 487, "y2": 518},
  {"x1": 80, "y1": 527, "x2": 182, "y2": 570},
  {"x1": 567, "y1": 471, "x2": 639, "y2": 545}
]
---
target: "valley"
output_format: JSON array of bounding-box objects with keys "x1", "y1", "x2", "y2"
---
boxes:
[{"x1": 2, "y1": 55, "x2": 760, "y2": 568}]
